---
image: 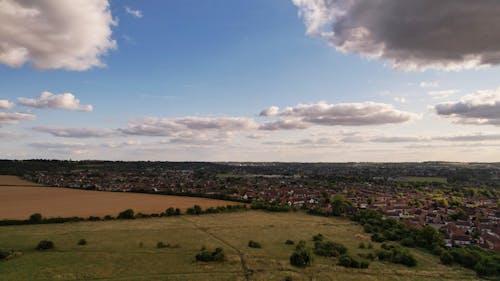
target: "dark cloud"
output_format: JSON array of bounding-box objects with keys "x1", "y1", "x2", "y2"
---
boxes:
[
  {"x1": 434, "y1": 89, "x2": 500, "y2": 125},
  {"x1": 293, "y1": 0, "x2": 500, "y2": 70}
]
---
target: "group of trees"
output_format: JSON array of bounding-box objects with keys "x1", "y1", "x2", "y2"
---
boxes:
[
  {"x1": 440, "y1": 247, "x2": 500, "y2": 277},
  {"x1": 289, "y1": 240, "x2": 313, "y2": 268},
  {"x1": 377, "y1": 244, "x2": 417, "y2": 267},
  {"x1": 353, "y1": 210, "x2": 443, "y2": 252}
]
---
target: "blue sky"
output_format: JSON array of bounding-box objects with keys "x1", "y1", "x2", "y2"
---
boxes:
[{"x1": 1, "y1": 0, "x2": 500, "y2": 161}]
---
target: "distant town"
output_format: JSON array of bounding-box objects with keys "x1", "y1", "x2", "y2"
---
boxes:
[{"x1": 2, "y1": 160, "x2": 499, "y2": 252}]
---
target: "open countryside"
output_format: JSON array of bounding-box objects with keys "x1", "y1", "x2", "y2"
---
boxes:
[
  {"x1": 0, "y1": 211, "x2": 477, "y2": 281},
  {"x1": 0, "y1": 176, "x2": 239, "y2": 220}
]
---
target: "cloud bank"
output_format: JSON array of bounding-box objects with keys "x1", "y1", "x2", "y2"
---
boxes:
[
  {"x1": 0, "y1": 0, "x2": 116, "y2": 70},
  {"x1": 0, "y1": 111, "x2": 36, "y2": 126},
  {"x1": 259, "y1": 102, "x2": 417, "y2": 130},
  {"x1": 292, "y1": 0, "x2": 500, "y2": 70},
  {"x1": 434, "y1": 88, "x2": 500, "y2": 125},
  {"x1": 32, "y1": 126, "x2": 117, "y2": 138},
  {"x1": 19, "y1": 92, "x2": 93, "y2": 112}
]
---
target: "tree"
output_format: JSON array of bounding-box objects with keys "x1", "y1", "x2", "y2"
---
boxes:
[
  {"x1": 165, "y1": 207, "x2": 175, "y2": 216},
  {"x1": 29, "y1": 213, "x2": 42, "y2": 224},
  {"x1": 36, "y1": 240, "x2": 54, "y2": 250},
  {"x1": 117, "y1": 209, "x2": 135, "y2": 219},
  {"x1": 290, "y1": 248, "x2": 312, "y2": 268},
  {"x1": 440, "y1": 251, "x2": 453, "y2": 265}
]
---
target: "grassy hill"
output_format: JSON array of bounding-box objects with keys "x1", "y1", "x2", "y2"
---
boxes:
[{"x1": 0, "y1": 211, "x2": 478, "y2": 281}]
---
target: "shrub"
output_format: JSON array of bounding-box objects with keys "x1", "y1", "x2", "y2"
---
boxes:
[
  {"x1": 367, "y1": 243, "x2": 373, "y2": 249},
  {"x1": 314, "y1": 240, "x2": 347, "y2": 257},
  {"x1": 77, "y1": 239, "x2": 87, "y2": 246},
  {"x1": 87, "y1": 216, "x2": 101, "y2": 221},
  {"x1": 0, "y1": 249, "x2": 12, "y2": 260},
  {"x1": 440, "y1": 251, "x2": 454, "y2": 265},
  {"x1": 248, "y1": 240, "x2": 262, "y2": 248},
  {"x1": 376, "y1": 246, "x2": 416, "y2": 267},
  {"x1": 36, "y1": 240, "x2": 54, "y2": 250},
  {"x1": 312, "y1": 233, "x2": 324, "y2": 242},
  {"x1": 338, "y1": 254, "x2": 369, "y2": 268},
  {"x1": 175, "y1": 208, "x2": 181, "y2": 215},
  {"x1": 165, "y1": 207, "x2": 176, "y2": 216},
  {"x1": 359, "y1": 242, "x2": 366, "y2": 249},
  {"x1": 104, "y1": 215, "x2": 113, "y2": 220},
  {"x1": 285, "y1": 240, "x2": 295, "y2": 245},
  {"x1": 29, "y1": 213, "x2": 42, "y2": 224},
  {"x1": 295, "y1": 240, "x2": 306, "y2": 250},
  {"x1": 290, "y1": 248, "x2": 313, "y2": 268},
  {"x1": 117, "y1": 209, "x2": 135, "y2": 220},
  {"x1": 195, "y1": 247, "x2": 225, "y2": 262},
  {"x1": 284, "y1": 276, "x2": 293, "y2": 281},
  {"x1": 157, "y1": 241, "x2": 168, "y2": 248}
]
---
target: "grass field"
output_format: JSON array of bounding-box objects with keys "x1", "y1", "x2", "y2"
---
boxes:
[
  {"x1": 0, "y1": 211, "x2": 478, "y2": 281},
  {"x1": 0, "y1": 176, "x2": 239, "y2": 220}
]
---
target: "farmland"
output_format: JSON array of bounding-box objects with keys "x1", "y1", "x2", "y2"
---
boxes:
[
  {"x1": 0, "y1": 176, "x2": 239, "y2": 220},
  {"x1": 0, "y1": 211, "x2": 477, "y2": 281}
]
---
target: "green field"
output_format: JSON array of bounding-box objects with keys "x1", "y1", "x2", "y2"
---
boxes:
[{"x1": 0, "y1": 211, "x2": 477, "y2": 281}]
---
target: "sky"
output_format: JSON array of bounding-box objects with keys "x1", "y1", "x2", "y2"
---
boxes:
[{"x1": 1, "y1": 0, "x2": 500, "y2": 162}]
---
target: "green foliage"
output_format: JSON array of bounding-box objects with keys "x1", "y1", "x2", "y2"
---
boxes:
[
  {"x1": 376, "y1": 245, "x2": 417, "y2": 267},
  {"x1": 440, "y1": 251, "x2": 453, "y2": 265},
  {"x1": 195, "y1": 247, "x2": 225, "y2": 262},
  {"x1": 251, "y1": 201, "x2": 292, "y2": 212},
  {"x1": 36, "y1": 240, "x2": 54, "y2": 250},
  {"x1": 313, "y1": 240, "x2": 347, "y2": 257},
  {"x1": 248, "y1": 240, "x2": 262, "y2": 248},
  {"x1": 117, "y1": 209, "x2": 135, "y2": 220},
  {"x1": 28, "y1": 213, "x2": 42, "y2": 224},
  {"x1": 448, "y1": 247, "x2": 500, "y2": 277},
  {"x1": 359, "y1": 242, "x2": 365, "y2": 249},
  {"x1": 285, "y1": 240, "x2": 295, "y2": 245},
  {"x1": 77, "y1": 239, "x2": 87, "y2": 246},
  {"x1": 338, "y1": 254, "x2": 369, "y2": 269},
  {"x1": 312, "y1": 233, "x2": 324, "y2": 242},
  {"x1": 290, "y1": 248, "x2": 313, "y2": 268}
]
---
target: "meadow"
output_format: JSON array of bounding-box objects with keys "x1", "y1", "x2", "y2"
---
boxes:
[
  {"x1": 0, "y1": 211, "x2": 478, "y2": 281},
  {"x1": 0, "y1": 176, "x2": 238, "y2": 220}
]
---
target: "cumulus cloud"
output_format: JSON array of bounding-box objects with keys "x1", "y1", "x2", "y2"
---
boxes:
[
  {"x1": 120, "y1": 116, "x2": 258, "y2": 136},
  {"x1": 434, "y1": 88, "x2": 500, "y2": 125},
  {"x1": 18, "y1": 91, "x2": 93, "y2": 112},
  {"x1": 260, "y1": 102, "x2": 417, "y2": 128},
  {"x1": 32, "y1": 126, "x2": 118, "y2": 138},
  {"x1": 292, "y1": 0, "x2": 500, "y2": 70},
  {"x1": 0, "y1": 0, "x2": 116, "y2": 70},
  {"x1": 259, "y1": 106, "x2": 280, "y2": 117},
  {"x1": 0, "y1": 99, "x2": 15, "y2": 110},
  {"x1": 125, "y1": 6, "x2": 143, "y2": 18},
  {"x1": 0, "y1": 111, "x2": 36, "y2": 126}
]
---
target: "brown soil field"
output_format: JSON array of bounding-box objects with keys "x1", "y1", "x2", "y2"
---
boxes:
[
  {"x1": 0, "y1": 175, "x2": 43, "y2": 186},
  {"x1": 0, "y1": 176, "x2": 240, "y2": 220}
]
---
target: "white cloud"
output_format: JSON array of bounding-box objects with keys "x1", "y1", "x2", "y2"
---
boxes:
[
  {"x1": 32, "y1": 126, "x2": 117, "y2": 138},
  {"x1": 434, "y1": 88, "x2": 500, "y2": 125},
  {"x1": 0, "y1": 99, "x2": 15, "y2": 110},
  {"x1": 120, "y1": 116, "x2": 258, "y2": 136},
  {"x1": 125, "y1": 6, "x2": 143, "y2": 18},
  {"x1": 428, "y1": 90, "x2": 459, "y2": 99},
  {"x1": 0, "y1": 0, "x2": 116, "y2": 70},
  {"x1": 0, "y1": 111, "x2": 36, "y2": 126},
  {"x1": 18, "y1": 91, "x2": 93, "y2": 112},
  {"x1": 259, "y1": 119, "x2": 309, "y2": 131},
  {"x1": 292, "y1": 0, "x2": 500, "y2": 70},
  {"x1": 259, "y1": 106, "x2": 280, "y2": 117},
  {"x1": 262, "y1": 101, "x2": 418, "y2": 128},
  {"x1": 419, "y1": 81, "x2": 439, "y2": 88}
]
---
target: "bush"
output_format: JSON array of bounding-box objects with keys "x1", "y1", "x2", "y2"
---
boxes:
[
  {"x1": 157, "y1": 241, "x2": 168, "y2": 248},
  {"x1": 376, "y1": 246, "x2": 416, "y2": 267},
  {"x1": 104, "y1": 215, "x2": 113, "y2": 220},
  {"x1": 195, "y1": 247, "x2": 225, "y2": 262},
  {"x1": 359, "y1": 242, "x2": 365, "y2": 249},
  {"x1": 29, "y1": 213, "x2": 42, "y2": 224},
  {"x1": 87, "y1": 216, "x2": 101, "y2": 221},
  {"x1": 312, "y1": 233, "x2": 324, "y2": 242},
  {"x1": 77, "y1": 239, "x2": 87, "y2": 246},
  {"x1": 338, "y1": 254, "x2": 369, "y2": 269},
  {"x1": 314, "y1": 240, "x2": 347, "y2": 257},
  {"x1": 285, "y1": 240, "x2": 295, "y2": 245},
  {"x1": 165, "y1": 207, "x2": 176, "y2": 216},
  {"x1": 248, "y1": 240, "x2": 262, "y2": 248},
  {"x1": 117, "y1": 209, "x2": 135, "y2": 220},
  {"x1": 36, "y1": 240, "x2": 54, "y2": 250},
  {"x1": 440, "y1": 251, "x2": 454, "y2": 265},
  {"x1": 290, "y1": 248, "x2": 313, "y2": 268}
]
